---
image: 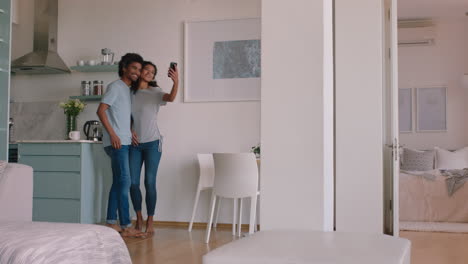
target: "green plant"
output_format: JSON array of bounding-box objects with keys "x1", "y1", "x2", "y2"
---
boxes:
[
  {"x1": 59, "y1": 99, "x2": 86, "y2": 116},
  {"x1": 251, "y1": 144, "x2": 260, "y2": 156}
]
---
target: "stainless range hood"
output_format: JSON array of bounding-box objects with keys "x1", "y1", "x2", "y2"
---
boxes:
[{"x1": 11, "y1": 0, "x2": 70, "y2": 74}]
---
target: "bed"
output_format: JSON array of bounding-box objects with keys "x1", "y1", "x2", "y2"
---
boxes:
[
  {"x1": 0, "y1": 221, "x2": 131, "y2": 264},
  {"x1": 399, "y1": 170, "x2": 468, "y2": 223}
]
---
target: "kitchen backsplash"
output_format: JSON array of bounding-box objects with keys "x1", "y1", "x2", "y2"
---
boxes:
[{"x1": 10, "y1": 101, "x2": 100, "y2": 140}]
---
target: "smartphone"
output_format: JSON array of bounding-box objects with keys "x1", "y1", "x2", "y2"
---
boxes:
[{"x1": 169, "y1": 62, "x2": 177, "y2": 77}]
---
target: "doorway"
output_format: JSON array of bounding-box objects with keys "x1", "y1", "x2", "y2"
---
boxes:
[{"x1": 385, "y1": 0, "x2": 468, "y2": 262}]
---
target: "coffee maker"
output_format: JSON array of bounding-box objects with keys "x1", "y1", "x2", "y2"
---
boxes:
[{"x1": 83, "y1": 120, "x2": 103, "y2": 141}]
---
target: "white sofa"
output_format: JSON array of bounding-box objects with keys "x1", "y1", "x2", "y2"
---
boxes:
[
  {"x1": 0, "y1": 163, "x2": 132, "y2": 264},
  {"x1": 203, "y1": 230, "x2": 411, "y2": 264},
  {"x1": 0, "y1": 163, "x2": 33, "y2": 221},
  {"x1": 0, "y1": 221, "x2": 132, "y2": 264}
]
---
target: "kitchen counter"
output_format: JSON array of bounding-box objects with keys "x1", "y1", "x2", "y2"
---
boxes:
[
  {"x1": 15, "y1": 140, "x2": 102, "y2": 144},
  {"x1": 17, "y1": 141, "x2": 110, "y2": 224}
]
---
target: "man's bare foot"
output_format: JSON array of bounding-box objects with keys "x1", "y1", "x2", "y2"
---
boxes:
[
  {"x1": 145, "y1": 221, "x2": 154, "y2": 235},
  {"x1": 121, "y1": 227, "x2": 146, "y2": 238},
  {"x1": 106, "y1": 224, "x2": 122, "y2": 233}
]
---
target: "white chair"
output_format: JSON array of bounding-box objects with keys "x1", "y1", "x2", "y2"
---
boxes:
[
  {"x1": 205, "y1": 153, "x2": 259, "y2": 243},
  {"x1": 188, "y1": 154, "x2": 214, "y2": 232},
  {"x1": 188, "y1": 154, "x2": 238, "y2": 234}
]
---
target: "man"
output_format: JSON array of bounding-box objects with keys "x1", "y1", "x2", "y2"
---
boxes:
[{"x1": 97, "y1": 53, "x2": 144, "y2": 237}]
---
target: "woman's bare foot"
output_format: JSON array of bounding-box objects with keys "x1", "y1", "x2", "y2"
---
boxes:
[
  {"x1": 145, "y1": 216, "x2": 155, "y2": 234},
  {"x1": 145, "y1": 220, "x2": 154, "y2": 235},
  {"x1": 135, "y1": 219, "x2": 143, "y2": 231},
  {"x1": 120, "y1": 227, "x2": 146, "y2": 238},
  {"x1": 135, "y1": 211, "x2": 143, "y2": 231},
  {"x1": 106, "y1": 224, "x2": 122, "y2": 233}
]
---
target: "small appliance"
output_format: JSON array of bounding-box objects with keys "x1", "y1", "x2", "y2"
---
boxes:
[{"x1": 83, "y1": 120, "x2": 103, "y2": 141}]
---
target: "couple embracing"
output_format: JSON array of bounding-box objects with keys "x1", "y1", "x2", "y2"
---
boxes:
[{"x1": 97, "y1": 53, "x2": 178, "y2": 237}]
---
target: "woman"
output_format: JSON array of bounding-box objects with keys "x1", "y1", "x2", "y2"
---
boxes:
[{"x1": 129, "y1": 61, "x2": 178, "y2": 234}]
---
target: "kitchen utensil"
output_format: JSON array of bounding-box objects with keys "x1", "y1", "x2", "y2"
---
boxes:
[
  {"x1": 83, "y1": 120, "x2": 103, "y2": 141},
  {"x1": 8, "y1": 118, "x2": 14, "y2": 142}
]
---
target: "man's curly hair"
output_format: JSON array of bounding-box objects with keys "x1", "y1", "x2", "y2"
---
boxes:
[{"x1": 118, "y1": 53, "x2": 144, "y2": 77}]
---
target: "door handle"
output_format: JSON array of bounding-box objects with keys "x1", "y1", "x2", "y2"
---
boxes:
[{"x1": 386, "y1": 140, "x2": 404, "y2": 161}]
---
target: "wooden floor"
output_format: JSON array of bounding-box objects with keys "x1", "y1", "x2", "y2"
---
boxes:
[
  {"x1": 124, "y1": 226, "x2": 238, "y2": 264},
  {"x1": 400, "y1": 231, "x2": 468, "y2": 264},
  {"x1": 124, "y1": 227, "x2": 468, "y2": 264}
]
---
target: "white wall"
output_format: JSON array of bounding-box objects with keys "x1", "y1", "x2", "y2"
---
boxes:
[
  {"x1": 11, "y1": 0, "x2": 261, "y2": 223},
  {"x1": 260, "y1": 0, "x2": 334, "y2": 231},
  {"x1": 398, "y1": 18, "x2": 468, "y2": 150},
  {"x1": 335, "y1": 0, "x2": 384, "y2": 233}
]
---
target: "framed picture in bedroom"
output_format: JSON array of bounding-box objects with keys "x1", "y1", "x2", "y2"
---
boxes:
[
  {"x1": 184, "y1": 18, "x2": 261, "y2": 102},
  {"x1": 398, "y1": 88, "x2": 413, "y2": 133},
  {"x1": 416, "y1": 87, "x2": 447, "y2": 132}
]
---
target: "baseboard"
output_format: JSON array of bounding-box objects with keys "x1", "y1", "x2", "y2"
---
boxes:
[{"x1": 132, "y1": 220, "x2": 260, "y2": 230}]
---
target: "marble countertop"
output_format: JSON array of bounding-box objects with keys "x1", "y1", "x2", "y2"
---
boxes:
[{"x1": 14, "y1": 140, "x2": 102, "y2": 144}]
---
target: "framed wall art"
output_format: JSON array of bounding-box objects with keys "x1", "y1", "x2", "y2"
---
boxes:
[
  {"x1": 184, "y1": 18, "x2": 261, "y2": 102},
  {"x1": 416, "y1": 87, "x2": 447, "y2": 132}
]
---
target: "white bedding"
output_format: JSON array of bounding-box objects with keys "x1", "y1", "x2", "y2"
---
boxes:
[
  {"x1": 0, "y1": 221, "x2": 131, "y2": 264},
  {"x1": 400, "y1": 170, "x2": 468, "y2": 223}
]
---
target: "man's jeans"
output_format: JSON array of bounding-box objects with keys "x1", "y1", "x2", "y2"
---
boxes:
[{"x1": 104, "y1": 145, "x2": 131, "y2": 228}]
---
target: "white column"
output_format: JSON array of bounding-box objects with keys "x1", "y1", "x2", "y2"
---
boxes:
[
  {"x1": 335, "y1": 0, "x2": 385, "y2": 233},
  {"x1": 260, "y1": 0, "x2": 334, "y2": 231}
]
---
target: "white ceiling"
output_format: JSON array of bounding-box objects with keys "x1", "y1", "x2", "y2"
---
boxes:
[{"x1": 398, "y1": 0, "x2": 468, "y2": 18}]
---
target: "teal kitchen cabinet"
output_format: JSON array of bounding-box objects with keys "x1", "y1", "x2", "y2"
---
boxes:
[
  {"x1": 0, "y1": 0, "x2": 12, "y2": 160},
  {"x1": 18, "y1": 141, "x2": 111, "y2": 224}
]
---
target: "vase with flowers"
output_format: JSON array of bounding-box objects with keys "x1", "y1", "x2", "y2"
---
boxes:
[{"x1": 59, "y1": 99, "x2": 86, "y2": 139}]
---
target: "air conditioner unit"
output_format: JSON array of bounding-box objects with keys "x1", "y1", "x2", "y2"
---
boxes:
[{"x1": 398, "y1": 18, "x2": 436, "y2": 47}]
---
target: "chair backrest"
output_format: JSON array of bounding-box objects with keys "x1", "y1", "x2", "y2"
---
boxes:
[
  {"x1": 213, "y1": 153, "x2": 258, "y2": 198},
  {"x1": 197, "y1": 154, "x2": 215, "y2": 189}
]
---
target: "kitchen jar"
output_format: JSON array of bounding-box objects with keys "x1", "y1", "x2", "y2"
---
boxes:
[
  {"x1": 93, "y1": 80, "x2": 104, "y2": 95},
  {"x1": 81, "y1": 81, "x2": 91, "y2": 96}
]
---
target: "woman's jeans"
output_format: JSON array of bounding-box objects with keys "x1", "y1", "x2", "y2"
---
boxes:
[
  {"x1": 104, "y1": 145, "x2": 131, "y2": 228},
  {"x1": 129, "y1": 140, "x2": 162, "y2": 216}
]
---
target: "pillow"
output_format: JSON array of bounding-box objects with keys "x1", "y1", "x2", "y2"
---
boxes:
[
  {"x1": 401, "y1": 148, "x2": 435, "y2": 171},
  {"x1": 435, "y1": 147, "x2": 468, "y2": 170}
]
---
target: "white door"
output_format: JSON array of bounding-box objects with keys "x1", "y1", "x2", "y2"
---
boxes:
[{"x1": 383, "y1": 0, "x2": 400, "y2": 236}]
